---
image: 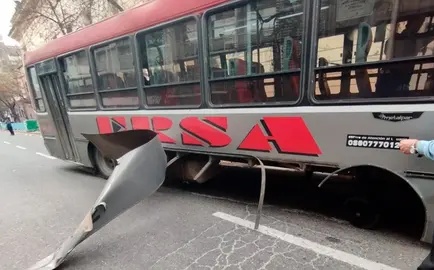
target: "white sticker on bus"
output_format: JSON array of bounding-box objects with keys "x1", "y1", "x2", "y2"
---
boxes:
[{"x1": 346, "y1": 134, "x2": 409, "y2": 150}]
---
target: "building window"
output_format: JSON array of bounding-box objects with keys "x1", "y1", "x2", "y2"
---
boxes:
[
  {"x1": 137, "y1": 19, "x2": 201, "y2": 107},
  {"x1": 207, "y1": 0, "x2": 304, "y2": 105},
  {"x1": 59, "y1": 50, "x2": 96, "y2": 109},
  {"x1": 314, "y1": 0, "x2": 434, "y2": 102},
  {"x1": 94, "y1": 38, "x2": 139, "y2": 108},
  {"x1": 28, "y1": 67, "x2": 45, "y2": 112}
]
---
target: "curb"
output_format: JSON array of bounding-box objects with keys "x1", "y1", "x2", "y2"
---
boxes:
[{"x1": 1, "y1": 129, "x2": 41, "y2": 135}]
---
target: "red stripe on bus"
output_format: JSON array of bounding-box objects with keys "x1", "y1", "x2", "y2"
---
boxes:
[
  {"x1": 204, "y1": 117, "x2": 228, "y2": 131},
  {"x1": 181, "y1": 132, "x2": 203, "y2": 146},
  {"x1": 180, "y1": 117, "x2": 232, "y2": 147},
  {"x1": 96, "y1": 117, "x2": 112, "y2": 134},
  {"x1": 131, "y1": 116, "x2": 150, "y2": 130},
  {"x1": 238, "y1": 117, "x2": 322, "y2": 156},
  {"x1": 151, "y1": 117, "x2": 176, "y2": 144}
]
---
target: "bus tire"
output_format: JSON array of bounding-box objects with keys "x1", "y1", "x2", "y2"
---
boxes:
[
  {"x1": 344, "y1": 196, "x2": 381, "y2": 230},
  {"x1": 93, "y1": 147, "x2": 115, "y2": 179}
]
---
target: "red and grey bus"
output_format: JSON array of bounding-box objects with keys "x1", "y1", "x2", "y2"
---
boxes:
[{"x1": 24, "y1": 0, "x2": 434, "y2": 243}]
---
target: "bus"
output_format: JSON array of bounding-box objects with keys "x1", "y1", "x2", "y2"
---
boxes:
[{"x1": 24, "y1": 0, "x2": 434, "y2": 243}]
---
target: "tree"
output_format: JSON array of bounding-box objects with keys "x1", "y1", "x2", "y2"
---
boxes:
[
  {"x1": 16, "y1": 0, "x2": 125, "y2": 36},
  {"x1": 0, "y1": 65, "x2": 25, "y2": 122}
]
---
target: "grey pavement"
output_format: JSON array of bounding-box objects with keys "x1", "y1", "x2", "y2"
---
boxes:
[{"x1": 0, "y1": 131, "x2": 430, "y2": 270}]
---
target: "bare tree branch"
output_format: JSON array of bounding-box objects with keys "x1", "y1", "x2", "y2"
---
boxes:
[
  {"x1": 59, "y1": 0, "x2": 67, "y2": 25},
  {"x1": 33, "y1": 10, "x2": 66, "y2": 34},
  {"x1": 45, "y1": 0, "x2": 67, "y2": 34},
  {"x1": 107, "y1": 0, "x2": 124, "y2": 12},
  {"x1": 16, "y1": 0, "x2": 97, "y2": 37},
  {"x1": 12, "y1": 0, "x2": 127, "y2": 52},
  {"x1": 81, "y1": 0, "x2": 94, "y2": 25}
]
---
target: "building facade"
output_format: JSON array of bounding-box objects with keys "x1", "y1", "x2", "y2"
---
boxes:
[
  {"x1": 0, "y1": 34, "x2": 34, "y2": 122},
  {"x1": 0, "y1": 35, "x2": 21, "y2": 72}
]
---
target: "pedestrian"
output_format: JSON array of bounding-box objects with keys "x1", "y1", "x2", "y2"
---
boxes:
[
  {"x1": 6, "y1": 118, "x2": 14, "y2": 136},
  {"x1": 399, "y1": 138, "x2": 434, "y2": 269}
]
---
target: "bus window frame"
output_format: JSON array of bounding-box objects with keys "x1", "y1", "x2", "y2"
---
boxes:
[
  {"x1": 308, "y1": 1, "x2": 434, "y2": 106},
  {"x1": 90, "y1": 35, "x2": 141, "y2": 111},
  {"x1": 26, "y1": 65, "x2": 47, "y2": 113},
  {"x1": 202, "y1": 0, "x2": 307, "y2": 108},
  {"x1": 56, "y1": 49, "x2": 98, "y2": 112},
  {"x1": 134, "y1": 15, "x2": 203, "y2": 110}
]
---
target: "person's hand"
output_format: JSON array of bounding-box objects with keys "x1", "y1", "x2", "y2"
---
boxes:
[{"x1": 399, "y1": 139, "x2": 418, "y2": 154}]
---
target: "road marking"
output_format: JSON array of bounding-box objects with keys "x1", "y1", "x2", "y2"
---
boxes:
[
  {"x1": 4, "y1": 141, "x2": 10, "y2": 144},
  {"x1": 36, "y1": 152, "x2": 57, "y2": 160},
  {"x1": 16, "y1": 146, "x2": 26, "y2": 150},
  {"x1": 212, "y1": 212, "x2": 400, "y2": 270}
]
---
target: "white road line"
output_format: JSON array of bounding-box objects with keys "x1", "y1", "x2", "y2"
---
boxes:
[
  {"x1": 4, "y1": 141, "x2": 10, "y2": 144},
  {"x1": 212, "y1": 212, "x2": 400, "y2": 270},
  {"x1": 36, "y1": 152, "x2": 57, "y2": 160},
  {"x1": 16, "y1": 146, "x2": 26, "y2": 150}
]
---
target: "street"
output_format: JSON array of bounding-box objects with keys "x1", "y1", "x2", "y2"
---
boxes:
[{"x1": 0, "y1": 131, "x2": 430, "y2": 270}]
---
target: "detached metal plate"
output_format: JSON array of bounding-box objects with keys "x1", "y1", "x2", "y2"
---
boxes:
[{"x1": 28, "y1": 130, "x2": 167, "y2": 270}]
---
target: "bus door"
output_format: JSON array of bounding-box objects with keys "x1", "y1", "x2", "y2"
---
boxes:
[{"x1": 36, "y1": 60, "x2": 76, "y2": 161}]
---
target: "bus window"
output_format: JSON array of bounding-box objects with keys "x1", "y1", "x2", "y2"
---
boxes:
[
  {"x1": 137, "y1": 19, "x2": 201, "y2": 107},
  {"x1": 93, "y1": 38, "x2": 139, "y2": 108},
  {"x1": 28, "y1": 67, "x2": 45, "y2": 112},
  {"x1": 206, "y1": 0, "x2": 304, "y2": 105},
  {"x1": 59, "y1": 51, "x2": 96, "y2": 109},
  {"x1": 314, "y1": 0, "x2": 434, "y2": 101}
]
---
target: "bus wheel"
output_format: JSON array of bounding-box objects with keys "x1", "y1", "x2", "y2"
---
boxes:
[
  {"x1": 344, "y1": 197, "x2": 381, "y2": 230},
  {"x1": 93, "y1": 147, "x2": 115, "y2": 179}
]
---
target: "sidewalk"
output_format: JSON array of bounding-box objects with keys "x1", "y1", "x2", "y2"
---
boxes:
[{"x1": 0, "y1": 120, "x2": 40, "y2": 134}]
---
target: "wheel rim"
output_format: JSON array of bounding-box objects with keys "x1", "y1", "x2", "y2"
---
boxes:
[{"x1": 95, "y1": 149, "x2": 115, "y2": 176}]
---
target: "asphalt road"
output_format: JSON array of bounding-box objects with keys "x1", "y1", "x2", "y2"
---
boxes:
[{"x1": 0, "y1": 130, "x2": 430, "y2": 270}]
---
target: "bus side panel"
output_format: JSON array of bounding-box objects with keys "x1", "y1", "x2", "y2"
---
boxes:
[
  {"x1": 65, "y1": 106, "x2": 434, "y2": 243},
  {"x1": 36, "y1": 113, "x2": 65, "y2": 159},
  {"x1": 66, "y1": 106, "x2": 434, "y2": 176}
]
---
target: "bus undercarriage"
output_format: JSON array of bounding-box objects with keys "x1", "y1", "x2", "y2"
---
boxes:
[{"x1": 89, "y1": 143, "x2": 428, "y2": 244}]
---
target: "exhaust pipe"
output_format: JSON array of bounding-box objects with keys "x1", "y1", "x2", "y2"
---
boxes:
[{"x1": 28, "y1": 130, "x2": 167, "y2": 270}]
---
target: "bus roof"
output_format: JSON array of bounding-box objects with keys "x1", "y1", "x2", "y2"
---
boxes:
[{"x1": 24, "y1": 0, "x2": 228, "y2": 66}]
